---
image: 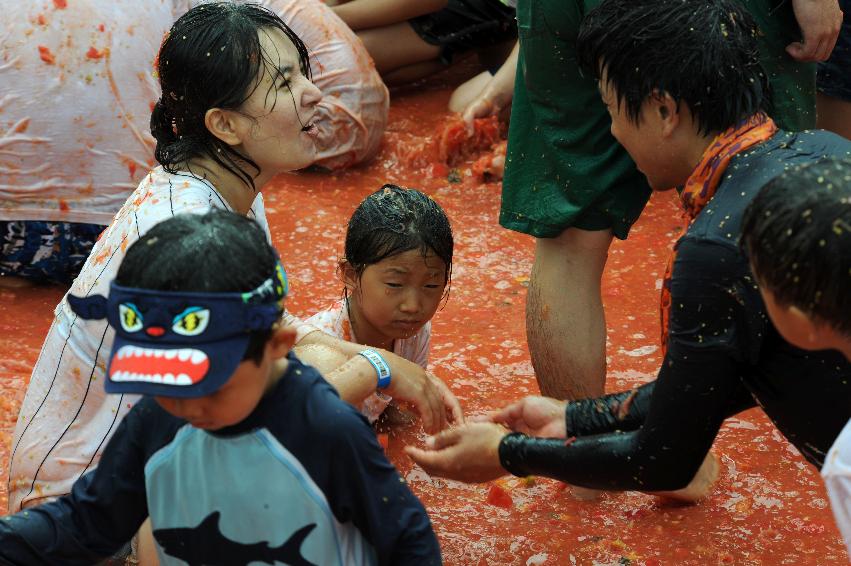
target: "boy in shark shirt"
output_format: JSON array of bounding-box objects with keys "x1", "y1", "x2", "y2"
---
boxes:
[{"x1": 0, "y1": 210, "x2": 441, "y2": 566}]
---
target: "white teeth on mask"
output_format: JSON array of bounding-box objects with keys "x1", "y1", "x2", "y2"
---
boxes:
[
  {"x1": 154, "y1": 350, "x2": 164, "y2": 358},
  {"x1": 165, "y1": 350, "x2": 178, "y2": 360},
  {"x1": 144, "y1": 349, "x2": 153, "y2": 358},
  {"x1": 176, "y1": 374, "x2": 192, "y2": 386},
  {"x1": 163, "y1": 374, "x2": 176, "y2": 385},
  {"x1": 190, "y1": 350, "x2": 206, "y2": 365},
  {"x1": 178, "y1": 349, "x2": 191, "y2": 362}
]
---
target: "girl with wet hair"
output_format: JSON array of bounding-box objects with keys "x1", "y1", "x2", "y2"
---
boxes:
[{"x1": 305, "y1": 184, "x2": 454, "y2": 422}]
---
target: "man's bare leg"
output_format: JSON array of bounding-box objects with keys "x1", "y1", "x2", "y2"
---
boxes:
[
  {"x1": 817, "y1": 92, "x2": 851, "y2": 140},
  {"x1": 527, "y1": 227, "x2": 613, "y2": 400}
]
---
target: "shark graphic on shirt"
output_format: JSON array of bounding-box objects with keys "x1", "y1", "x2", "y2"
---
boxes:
[{"x1": 153, "y1": 511, "x2": 317, "y2": 566}]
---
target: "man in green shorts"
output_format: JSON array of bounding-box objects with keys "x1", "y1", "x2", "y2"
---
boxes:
[{"x1": 479, "y1": 0, "x2": 842, "y2": 400}]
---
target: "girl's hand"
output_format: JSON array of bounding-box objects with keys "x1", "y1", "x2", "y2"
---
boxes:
[
  {"x1": 428, "y1": 371, "x2": 465, "y2": 425},
  {"x1": 405, "y1": 422, "x2": 509, "y2": 483},
  {"x1": 384, "y1": 358, "x2": 462, "y2": 434},
  {"x1": 473, "y1": 396, "x2": 568, "y2": 438}
]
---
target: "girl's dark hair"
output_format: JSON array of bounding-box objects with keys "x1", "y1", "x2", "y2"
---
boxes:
[
  {"x1": 345, "y1": 184, "x2": 453, "y2": 296},
  {"x1": 151, "y1": 2, "x2": 311, "y2": 190},
  {"x1": 576, "y1": 0, "x2": 771, "y2": 135},
  {"x1": 116, "y1": 210, "x2": 280, "y2": 363},
  {"x1": 741, "y1": 157, "x2": 851, "y2": 337}
]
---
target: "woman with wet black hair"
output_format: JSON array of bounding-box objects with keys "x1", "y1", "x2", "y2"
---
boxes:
[{"x1": 8, "y1": 2, "x2": 460, "y2": 537}]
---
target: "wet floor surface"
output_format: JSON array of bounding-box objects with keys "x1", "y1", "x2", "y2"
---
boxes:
[{"x1": 0, "y1": 73, "x2": 846, "y2": 565}]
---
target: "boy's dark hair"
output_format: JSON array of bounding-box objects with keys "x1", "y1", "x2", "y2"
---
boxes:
[
  {"x1": 576, "y1": 0, "x2": 771, "y2": 135},
  {"x1": 345, "y1": 184, "x2": 453, "y2": 296},
  {"x1": 151, "y1": 2, "x2": 311, "y2": 191},
  {"x1": 115, "y1": 210, "x2": 279, "y2": 363},
  {"x1": 741, "y1": 157, "x2": 851, "y2": 337}
]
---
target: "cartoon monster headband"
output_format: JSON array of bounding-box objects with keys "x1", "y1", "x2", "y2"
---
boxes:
[{"x1": 67, "y1": 262, "x2": 288, "y2": 399}]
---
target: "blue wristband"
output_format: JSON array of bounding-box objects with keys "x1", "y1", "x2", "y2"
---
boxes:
[{"x1": 358, "y1": 349, "x2": 391, "y2": 389}]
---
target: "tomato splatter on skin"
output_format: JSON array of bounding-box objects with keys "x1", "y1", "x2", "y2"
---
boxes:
[
  {"x1": 37, "y1": 45, "x2": 55, "y2": 65},
  {"x1": 13, "y1": 119, "x2": 30, "y2": 134},
  {"x1": 58, "y1": 200, "x2": 69, "y2": 212},
  {"x1": 97, "y1": 23, "x2": 105, "y2": 32},
  {"x1": 86, "y1": 47, "x2": 105, "y2": 60},
  {"x1": 53, "y1": 0, "x2": 67, "y2": 9},
  {"x1": 36, "y1": 13, "x2": 47, "y2": 26}
]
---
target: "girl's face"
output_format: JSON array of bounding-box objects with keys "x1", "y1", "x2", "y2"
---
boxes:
[
  {"x1": 346, "y1": 249, "x2": 448, "y2": 349},
  {"x1": 235, "y1": 28, "x2": 322, "y2": 176}
]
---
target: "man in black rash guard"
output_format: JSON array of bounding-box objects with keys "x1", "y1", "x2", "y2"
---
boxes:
[{"x1": 406, "y1": 0, "x2": 851, "y2": 491}]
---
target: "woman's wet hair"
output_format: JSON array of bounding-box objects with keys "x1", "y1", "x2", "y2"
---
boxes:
[
  {"x1": 151, "y1": 2, "x2": 311, "y2": 191},
  {"x1": 576, "y1": 0, "x2": 771, "y2": 135},
  {"x1": 741, "y1": 157, "x2": 851, "y2": 337},
  {"x1": 344, "y1": 184, "x2": 453, "y2": 296},
  {"x1": 116, "y1": 210, "x2": 280, "y2": 363}
]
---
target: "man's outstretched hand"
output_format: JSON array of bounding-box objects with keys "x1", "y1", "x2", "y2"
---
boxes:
[
  {"x1": 405, "y1": 422, "x2": 509, "y2": 483},
  {"x1": 473, "y1": 396, "x2": 568, "y2": 438}
]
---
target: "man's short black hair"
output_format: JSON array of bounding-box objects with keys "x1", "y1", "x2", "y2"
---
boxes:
[
  {"x1": 741, "y1": 158, "x2": 851, "y2": 337},
  {"x1": 577, "y1": 0, "x2": 771, "y2": 135},
  {"x1": 116, "y1": 210, "x2": 280, "y2": 363}
]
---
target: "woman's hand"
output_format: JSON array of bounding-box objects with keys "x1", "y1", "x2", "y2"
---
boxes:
[
  {"x1": 787, "y1": 0, "x2": 843, "y2": 61},
  {"x1": 405, "y1": 422, "x2": 509, "y2": 483},
  {"x1": 474, "y1": 396, "x2": 568, "y2": 438}
]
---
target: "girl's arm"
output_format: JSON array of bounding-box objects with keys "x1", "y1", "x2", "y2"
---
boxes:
[
  {"x1": 333, "y1": 0, "x2": 448, "y2": 31},
  {"x1": 296, "y1": 329, "x2": 462, "y2": 431}
]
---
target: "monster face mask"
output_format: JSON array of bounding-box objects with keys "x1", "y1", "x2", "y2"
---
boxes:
[{"x1": 67, "y1": 263, "x2": 288, "y2": 398}]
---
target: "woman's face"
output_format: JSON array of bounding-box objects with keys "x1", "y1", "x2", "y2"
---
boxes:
[{"x1": 236, "y1": 28, "x2": 322, "y2": 176}]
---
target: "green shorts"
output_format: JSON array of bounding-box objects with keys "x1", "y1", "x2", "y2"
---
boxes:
[{"x1": 500, "y1": 0, "x2": 816, "y2": 240}]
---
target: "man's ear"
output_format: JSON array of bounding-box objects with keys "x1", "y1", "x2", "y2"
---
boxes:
[
  {"x1": 267, "y1": 325, "x2": 298, "y2": 360},
  {"x1": 204, "y1": 108, "x2": 242, "y2": 147},
  {"x1": 654, "y1": 92, "x2": 680, "y2": 138}
]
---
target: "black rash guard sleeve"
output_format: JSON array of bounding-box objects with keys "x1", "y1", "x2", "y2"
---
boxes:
[
  {"x1": 564, "y1": 379, "x2": 758, "y2": 437},
  {"x1": 500, "y1": 239, "x2": 763, "y2": 491}
]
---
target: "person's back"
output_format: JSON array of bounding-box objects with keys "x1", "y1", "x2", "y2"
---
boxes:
[
  {"x1": 260, "y1": 0, "x2": 389, "y2": 168},
  {"x1": 0, "y1": 0, "x2": 386, "y2": 229},
  {"x1": 673, "y1": 128, "x2": 851, "y2": 464},
  {"x1": 0, "y1": 0, "x2": 181, "y2": 226}
]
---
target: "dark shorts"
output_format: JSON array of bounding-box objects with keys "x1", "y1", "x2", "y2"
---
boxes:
[
  {"x1": 409, "y1": 0, "x2": 517, "y2": 65},
  {"x1": 0, "y1": 220, "x2": 104, "y2": 285},
  {"x1": 500, "y1": 0, "x2": 816, "y2": 240},
  {"x1": 818, "y1": 0, "x2": 851, "y2": 101}
]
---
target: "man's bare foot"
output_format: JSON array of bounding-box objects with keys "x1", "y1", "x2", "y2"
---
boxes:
[
  {"x1": 570, "y1": 486, "x2": 602, "y2": 501},
  {"x1": 652, "y1": 451, "x2": 720, "y2": 503}
]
